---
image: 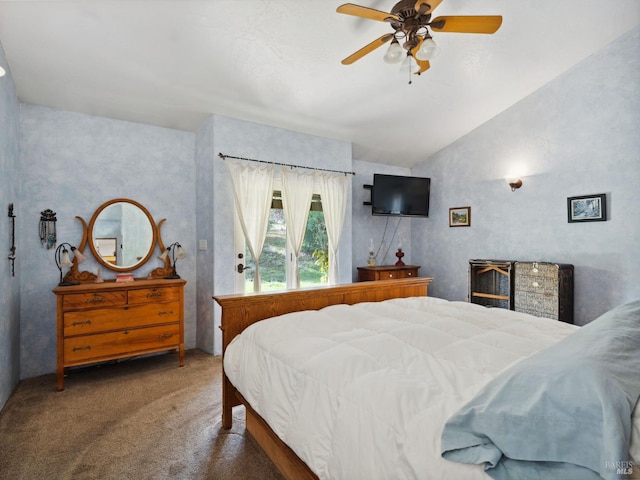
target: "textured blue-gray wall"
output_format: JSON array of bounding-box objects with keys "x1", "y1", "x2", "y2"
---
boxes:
[
  {"x1": 0, "y1": 44, "x2": 21, "y2": 410},
  {"x1": 18, "y1": 105, "x2": 197, "y2": 378},
  {"x1": 411, "y1": 26, "x2": 640, "y2": 325}
]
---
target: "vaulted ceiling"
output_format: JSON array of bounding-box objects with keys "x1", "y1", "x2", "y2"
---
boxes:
[{"x1": 0, "y1": 1, "x2": 638, "y2": 167}]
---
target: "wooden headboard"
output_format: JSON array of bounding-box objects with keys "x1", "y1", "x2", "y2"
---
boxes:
[{"x1": 213, "y1": 277, "x2": 432, "y2": 429}]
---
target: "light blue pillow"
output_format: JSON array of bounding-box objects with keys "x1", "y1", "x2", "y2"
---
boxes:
[{"x1": 441, "y1": 300, "x2": 640, "y2": 480}]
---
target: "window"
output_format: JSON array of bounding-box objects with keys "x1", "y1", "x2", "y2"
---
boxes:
[{"x1": 243, "y1": 191, "x2": 328, "y2": 292}]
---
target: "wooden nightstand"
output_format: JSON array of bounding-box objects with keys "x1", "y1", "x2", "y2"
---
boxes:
[{"x1": 357, "y1": 265, "x2": 420, "y2": 282}]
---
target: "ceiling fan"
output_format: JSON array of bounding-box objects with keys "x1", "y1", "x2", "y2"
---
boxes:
[{"x1": 337, "y1": 0, "x2": 502, "y2": 78}]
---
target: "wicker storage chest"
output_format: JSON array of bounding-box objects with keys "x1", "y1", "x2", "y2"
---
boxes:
[{"x1": 514, "y1": 261, "x2": 574, "y2": 324}]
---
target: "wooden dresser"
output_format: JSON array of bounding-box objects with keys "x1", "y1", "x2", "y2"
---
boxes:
[
  {"x1": 357, "y1": 265, "x2": 420, "y2": 282},
  {"x1": 53, "y1": 278, "x2": 186, "y2": 390}
]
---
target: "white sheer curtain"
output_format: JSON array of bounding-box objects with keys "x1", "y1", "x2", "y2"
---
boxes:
[
  {"x1": 317, "y1": 172, "x2": 350, "y2": 285},
  {"x1": 227, "y1": 161, "x2": 274, "y2": 292},
  {"x1": 281, "y1": 168, "x2": 315, "y2": 289}
]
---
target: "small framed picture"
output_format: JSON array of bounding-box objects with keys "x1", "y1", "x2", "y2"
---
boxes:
[
  {"x1": 449, "y1": 207, "x2": 471, "y2": 227},
  {"x1": 567, "y1": 194, "x2": 606, "y2": 223}
]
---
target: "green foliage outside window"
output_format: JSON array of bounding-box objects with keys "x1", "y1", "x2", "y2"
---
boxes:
[{"x1": 245, "y1": 207, "x2": 328, "y2": 291}]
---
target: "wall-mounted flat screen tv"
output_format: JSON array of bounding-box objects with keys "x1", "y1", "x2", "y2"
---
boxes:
[{"x1": 372, "y1": 174, "x2": 431, "y2": 217}]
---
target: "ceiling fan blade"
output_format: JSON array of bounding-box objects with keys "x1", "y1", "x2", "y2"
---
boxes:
[
  {"x1": 414, "y1": 58, "x2": 430, "y2": 74},
  {"x1": 336, "y1": 3, "x2": 399, "y2": 22},
  {"x1": 414, "y1": 0, "x2": 443, "y2": 16},
  {"x1": 430, "y1": 15, "x2": 503, "y2": 34},
  {"x1": 341, "y1": 34, "x2": 394, "y2": 65}
]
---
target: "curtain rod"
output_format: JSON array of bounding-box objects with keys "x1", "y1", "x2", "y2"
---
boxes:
[{"x1": 218, "y1": 153, "x2": 355, "y2": 176}]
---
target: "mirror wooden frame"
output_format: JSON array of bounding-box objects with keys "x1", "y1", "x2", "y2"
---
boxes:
[
  {"x1": 88, "y1": 198, "x2": 157, "y2": 272},
  {"x1": 63, "y1": 198, "x2": 174, "y2": 283}
]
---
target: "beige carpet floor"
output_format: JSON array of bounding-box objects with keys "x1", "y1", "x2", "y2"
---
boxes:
[{"x1": 0, "y1": 350, "x2": 284, "y2": 480}]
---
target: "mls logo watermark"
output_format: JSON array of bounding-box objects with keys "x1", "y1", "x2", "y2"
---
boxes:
[{"x1": 605, "y1": 460, "x2": 635, "y2": 476}]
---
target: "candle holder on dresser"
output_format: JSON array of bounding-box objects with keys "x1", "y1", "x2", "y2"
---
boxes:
[
  {"x1": 54, "y1": 242, "x2": 87, "y2": 286},
  {"x1": 395, "y1": 248, "x2": 405, "y2": 266},
  {"x1": 367, "y1": 238, "x2": 377, "y2": 266},
  {"x1": 158, "y1": 242, "x2": 186, "y2": 279}
]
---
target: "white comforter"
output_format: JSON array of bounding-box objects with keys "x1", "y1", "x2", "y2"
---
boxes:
[{"x1": 223, "y1": 297, "x2": 638, "y2": 479}]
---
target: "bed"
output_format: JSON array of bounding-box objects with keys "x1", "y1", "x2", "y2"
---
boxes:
[{"x1": 214, "y1": 278, "x2": 640, "y2": 480}]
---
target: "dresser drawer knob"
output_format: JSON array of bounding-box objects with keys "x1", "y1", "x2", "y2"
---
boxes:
[
  {"x1": 71, "y1": 320, "x2": 92, "y2": 327},
  {"x1": 407, "y1": 272, "x2": 412, "y2": 276},
  {"x1": 388, "y1": 273, "x2": 393, "y2": 278},
  {"x1": 72, "y1": 345, "x2": 91, "y2": 352},
  {"x1": 158, "y1": 333, "x2": 174, "y2": 339},
  {"x1": 158, "y1": 310, "x2": 174, "y2": 316}
]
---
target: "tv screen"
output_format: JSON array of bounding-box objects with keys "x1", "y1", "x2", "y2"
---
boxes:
[{"x1": 372, "y1": 174, "x2": 431, "y2": 217}]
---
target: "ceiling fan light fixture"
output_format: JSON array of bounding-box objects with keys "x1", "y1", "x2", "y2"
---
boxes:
[
  {"x1": 383, "y1": 38, "x2": 404, "y2": 64},
  {"x1": 400, "y1": 52, "x2": 420, "y2": 75},
  {"x1": 415, "y1": 36, "x2": 440, "y2": 61}
]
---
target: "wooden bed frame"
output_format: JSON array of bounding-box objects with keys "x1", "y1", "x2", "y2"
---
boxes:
[{"x1": 213, "y1": 277, "x2": 432, "y2": 480}]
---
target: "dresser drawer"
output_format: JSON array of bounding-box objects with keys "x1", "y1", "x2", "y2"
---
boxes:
[
  {"x1": 514, "y1": 291, "x2": 559, "y2": 319},
  {"x1": 64, "y1": 301, "x2": 181, "y2": 336},
  {"x1": 64, "y1": 323, "x2": 180, "y2": 363},
  {"x1": 515, "y1": 274, "x2": 559, "y2": 294},
  {"x1": 128, "y1": 287, "x2": 181, "y2": 305},
  {"x1": 63, "y1": 291, "x2": 126, "y2": 310},
  {"x1": 515, "y1": 263, "x2": 557, "y2": 293}
]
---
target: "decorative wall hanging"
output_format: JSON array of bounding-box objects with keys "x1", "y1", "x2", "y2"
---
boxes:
[
  {"x1": 449, "y1": 206, "x2": 471, "y2": 227},
  {"x1": 567, "y1": 194, "x2": 606, "y2": 223},
  {"x1": 8, "y1": 203, "x2": 16, "y2": 277},
  {"x1": 40, "y1": 209, "x2": 57, "y2": 248}
]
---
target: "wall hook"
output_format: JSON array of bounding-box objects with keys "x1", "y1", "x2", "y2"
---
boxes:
[{"x1": 8, "y1": 203, "x2": 16, "y2": 277}]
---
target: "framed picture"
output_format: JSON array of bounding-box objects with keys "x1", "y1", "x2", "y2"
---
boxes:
[
  {"x1": 567, "y1": 194, "x2": 607, "y2": 223},
  {"x1": 449, "y1": 206, "x2": 471, "y2": 227}
]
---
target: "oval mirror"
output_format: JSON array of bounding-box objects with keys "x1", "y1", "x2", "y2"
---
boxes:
[{"x1": 88, "y1": 198, "x2": 157, "y2": 272}]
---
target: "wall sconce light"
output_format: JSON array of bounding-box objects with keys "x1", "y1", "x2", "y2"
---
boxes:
[
  {"x1": 158, "y1": 242, "x2": 186, "y2": 279},
  {"x1": 507, "y1": 178, "x2": 523, "y2": 192},
  {"x1": 0, "y1": 65, "x2": 6, "y2": 78},
  {"x1": 55, "y1": 243, "x2": 87, "y2": 286}
]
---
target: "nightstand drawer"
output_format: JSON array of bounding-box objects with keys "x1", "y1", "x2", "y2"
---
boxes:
[{"x1": 400, "y1": 268, "x2": 419, "y2": 278}]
